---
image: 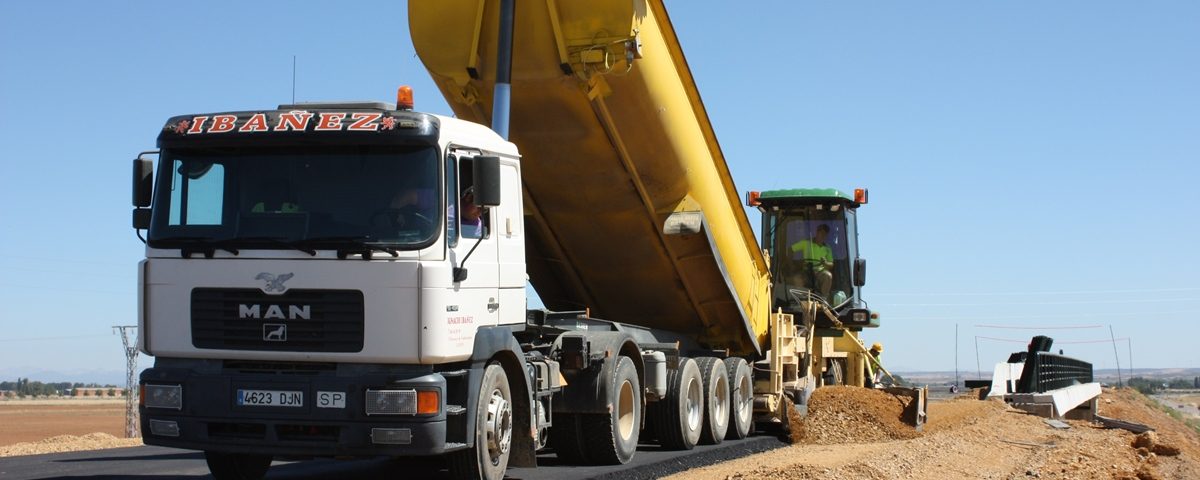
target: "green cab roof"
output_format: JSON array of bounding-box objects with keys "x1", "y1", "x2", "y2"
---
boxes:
[{"x1": 758, "y1": 188, "x2": 856, "y2": 203}]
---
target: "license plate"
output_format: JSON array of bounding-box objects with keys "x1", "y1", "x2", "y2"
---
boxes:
[
  {"x1": 317, "y1": 391, "x2": 346, "y2": 409},
  {"x1": 236, "y1": 389, "x2": 304, "y2": 407}
]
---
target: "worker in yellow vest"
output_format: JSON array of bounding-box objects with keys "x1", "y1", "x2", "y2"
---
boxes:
[
  {"x1": 791, "y1": 224, "x2": 833, "y2": 300},
  {"x1": 865, "y1": 342, "x2": 884, "y2": 388}
]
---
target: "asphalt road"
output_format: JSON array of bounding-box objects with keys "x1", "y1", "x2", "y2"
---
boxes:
[{"x1": 0, "y1": 436, "x2": 786, "y2": 480}]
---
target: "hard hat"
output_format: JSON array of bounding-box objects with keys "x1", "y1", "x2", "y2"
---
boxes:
[{"x1": 870, "y1": 342, "x2": 883, "y2": 352}]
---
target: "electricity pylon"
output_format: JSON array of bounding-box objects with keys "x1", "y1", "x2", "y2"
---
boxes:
[{"x1": 113, "y1": 326, "x2": 139, "y2": 438}]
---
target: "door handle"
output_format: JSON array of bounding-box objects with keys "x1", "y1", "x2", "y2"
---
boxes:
[{"x1": 487, "y1": 302, "x2": 500, "y2": 312}]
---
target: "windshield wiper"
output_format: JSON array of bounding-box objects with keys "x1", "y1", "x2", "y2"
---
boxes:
[
  {"x1": 155, "y1": 236, "x2": 240, "y2": 258},
  {"x1": 301, "y1": 235, "x2": 400, "y2": 260}
]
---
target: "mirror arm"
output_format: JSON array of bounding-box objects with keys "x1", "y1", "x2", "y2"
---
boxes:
[{"x1": 453, "y1": 234, "x2": 486, "y2": 282}]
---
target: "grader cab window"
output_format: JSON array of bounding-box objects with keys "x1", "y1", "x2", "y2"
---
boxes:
[{"x1": 767, "y1": 205, "x2": 855, "y2": 308}]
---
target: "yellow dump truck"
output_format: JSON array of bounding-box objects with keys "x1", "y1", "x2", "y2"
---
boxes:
[{"x1": 131, "y1": 2, "x2": 915, "y2": 480}]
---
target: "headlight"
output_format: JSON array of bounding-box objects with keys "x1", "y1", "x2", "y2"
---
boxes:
[
  {"x1": 143, "y1": 384, "x2": 182, "y2": 409},
  {"x1": 365, "y1": 389, "x2": 417, "y2": 415}
]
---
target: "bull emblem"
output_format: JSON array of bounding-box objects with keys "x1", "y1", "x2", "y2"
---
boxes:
[
  {"x1": 263, "y1": 324, "x2": 287, "y2": 342},
  {"x1": 255, "y1": 272, "x2": 294, "y2": 293}
]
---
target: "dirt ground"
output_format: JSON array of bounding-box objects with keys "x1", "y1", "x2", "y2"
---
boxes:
[
  {"x1": 3, "y1": 388, "x2": 1199, "y2": 478},
  {"x1": 0, "y1": 399, "x2": 142, "y2": 457},
  {"x1": 667, "y1": 387, "x2": 1200, "y2": 480}
]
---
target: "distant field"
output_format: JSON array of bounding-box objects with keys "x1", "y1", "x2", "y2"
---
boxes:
[{"x1": 0, "y1": 399, "x2": 127, "y2": 445}]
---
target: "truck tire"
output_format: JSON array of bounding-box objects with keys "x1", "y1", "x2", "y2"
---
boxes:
[
  {"x1": 449, "y1": 363, "x2": 512, "y2": 480},
  {"x1": 204, "y1": 451, "x2": 272, "y2": 480},
  {"x1": 550, "y1": 413, "x2": 589, "y2": 464},
  {"x1": 652, "y1": 357, "x2": 703, "y2": 450},
  {"x1": 695, "y1": 357, "x2": 729, "y2": 445},
  {"x1": 724, "y1": 357, "x2": 754, "y2": 440},
  {"x1": 581, "y1": 356, "x2": 641, "y2": 464}
]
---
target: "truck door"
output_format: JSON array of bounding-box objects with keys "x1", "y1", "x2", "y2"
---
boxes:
[
  {"x1": 449, "y1": 152, "x2": 499, "y2": 329},
  {"x1": 495, "y1": 160, "x2": 525, "y2": 325}
]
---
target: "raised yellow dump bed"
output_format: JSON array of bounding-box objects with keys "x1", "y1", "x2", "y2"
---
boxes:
[{"x1": 410, "y1": 0, "x2": 771, "y2": 355}]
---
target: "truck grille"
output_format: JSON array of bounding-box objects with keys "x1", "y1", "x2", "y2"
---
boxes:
[{"x1": 191, "y1": 289, "x2": 364, "y2": 352}]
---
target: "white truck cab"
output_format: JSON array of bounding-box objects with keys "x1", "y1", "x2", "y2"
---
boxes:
[{"x1": 134, "y1": 101, "x2": 552, "y2": 478}]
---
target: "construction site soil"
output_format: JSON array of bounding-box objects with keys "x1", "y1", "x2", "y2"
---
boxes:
[
  {"x1": 668, "y1": 387, "x2": 1200, "y2": 480},
  {"x1": 793, "y1": 386, "x2": 921, "y2": 444},
  {"x1": 3, "y1": 388, "x2": 1198, "y2": 479}
]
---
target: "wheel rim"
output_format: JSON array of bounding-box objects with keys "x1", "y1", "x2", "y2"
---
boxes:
[
  {"x1": 685, "y1": 377, "x2": 702, "y2": 431},
  {"x1": 736, "y1": 372, "x2": 753, "y2": 423},
  {"x1": 617, "y1": 379, "x2": 636, "y2": 440},
  {"x1": 485, "y1": 389, "x2": 512, "y2": 465},
  {"x1": 713, "y1": 375, "x2": 729, "y2": 421}
]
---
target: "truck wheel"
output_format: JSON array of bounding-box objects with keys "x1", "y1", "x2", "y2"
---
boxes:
[
  {"x1": 449, "y1": 363, "x2": 511, "y2": 480},
  {"x1": 695, "y1": 357, "x2": 729, "y2": 445},
  {"x1": 204, "y1": 451, "x2": 272, "y2": 480},
  {"x1": 653, "y1": 357, "x2": 703, "y2": 450},
  {"x1": 582, "y1": 356, "x2": 641, "y2": 464},
  {"x1": 724, "y1": 357, "x2": 754, "y2": 440},
  {"x1": 550, "y1": 413, "x2": 589, "y2": 464}
]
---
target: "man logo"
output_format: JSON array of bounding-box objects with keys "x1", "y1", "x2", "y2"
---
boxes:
[
  {"x1": 255, "y1": 272, "x2": 294, "y2": 293},
  {"x1": 239, "y1": 304, "x2": 311, "y2": 320},
  {"x1": 263, "y1": 324, "x2": 287, "y2": 342}
]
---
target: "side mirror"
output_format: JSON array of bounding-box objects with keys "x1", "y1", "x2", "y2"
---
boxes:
[
  {"x1": 854, "y1": 257, "x2": 867, "y2": 287},
  {"x1": 472, "y1": 156, "x2": 502, "y2": 207},
  {"x1": 132, "y1": 208, "x2": 152, "y2": 230},
  {"x1": 132, "y1": 152, "x2": 157, "y2": 232},
  {"x1": 132, "y1": 155, "x2": 155, "y2": 207}
]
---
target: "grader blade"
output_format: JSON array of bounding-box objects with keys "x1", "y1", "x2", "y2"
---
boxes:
[{"x1": 884, "y1": 386, "x2": 928, "y2": 431}]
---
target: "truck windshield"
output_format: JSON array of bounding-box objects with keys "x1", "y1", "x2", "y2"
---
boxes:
[
  {"x1": 147, "y1": 145, "x2": 440, "y2": 250},
  {"x1": 766, "y1": 205, "x2": 854, "y2": 308}
]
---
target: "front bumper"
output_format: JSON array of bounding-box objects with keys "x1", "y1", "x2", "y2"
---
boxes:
[{"x1": 138, "y1": 358, "x2": 459, "y2": 457}]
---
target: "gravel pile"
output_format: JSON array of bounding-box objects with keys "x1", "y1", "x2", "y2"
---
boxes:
[
  {"x1": 796, "y1": 386, "x2": 920, "y2": 444},
  {"x1": 0, "y1": 433, "x2": 142, "y2": 457}
]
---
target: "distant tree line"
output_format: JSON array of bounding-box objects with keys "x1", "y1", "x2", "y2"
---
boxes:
[
  {"x1": 0, "y1": 378, "x2": 118, "y2": 397},
  {"x1": 1127, "y1": 376, "x2": 1198, "y2": 395}
]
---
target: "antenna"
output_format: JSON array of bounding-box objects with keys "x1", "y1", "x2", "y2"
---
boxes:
[
  {"x1": 292, "y1": 55, "x2": 297, "y2": 104},
  {"x1": 974, "y1": 335, "x2": 981, "y2": 380},
  {"x1": 113, "y1": 325, "x2": 140, "y2": 438}
]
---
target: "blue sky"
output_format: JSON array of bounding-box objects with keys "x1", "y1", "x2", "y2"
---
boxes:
[{"x1": 1, "y1": 1, "x2": 1197, "y2": 380}]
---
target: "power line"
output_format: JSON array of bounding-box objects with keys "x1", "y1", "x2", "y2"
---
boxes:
[
  {"x1": 0, "y1": 283, "x2": 128, "y2": 295},
  {"x1": 872, "y1": 287, "x2": 1200, "y2": 297},
  {"x1": 0, "y1": 255, "x2": 130, "y2": 267},
  {"x1": 975, "y1": 324, "x2": 1103, "y2": 330},
  {"x1": 975, "y1": 335, "x2": 1131, "y2": 345},
  {"x1": 0, "y1": 334, "x2": 110, "y2": 343},
  {"x1": 2, "y1": 265, "x2": 134, "y2": 279},
  {"x1": 976, "y1": 336, "x2": 1029, "y2": 344},
  {"x1": 1055, "y1": 338, "x2": 1133, "y2": 345},
  {"x1": 884, "y1": 310, "x2": 1200, "y2": 321},
  {"x1": 882, "y1": 297, "x2": 1198, "y2": 307}
]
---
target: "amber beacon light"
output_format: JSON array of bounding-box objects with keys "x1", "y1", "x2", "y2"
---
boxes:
[{"x1": 396, "y1": 85, "x2": 415, "y2": 110}]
